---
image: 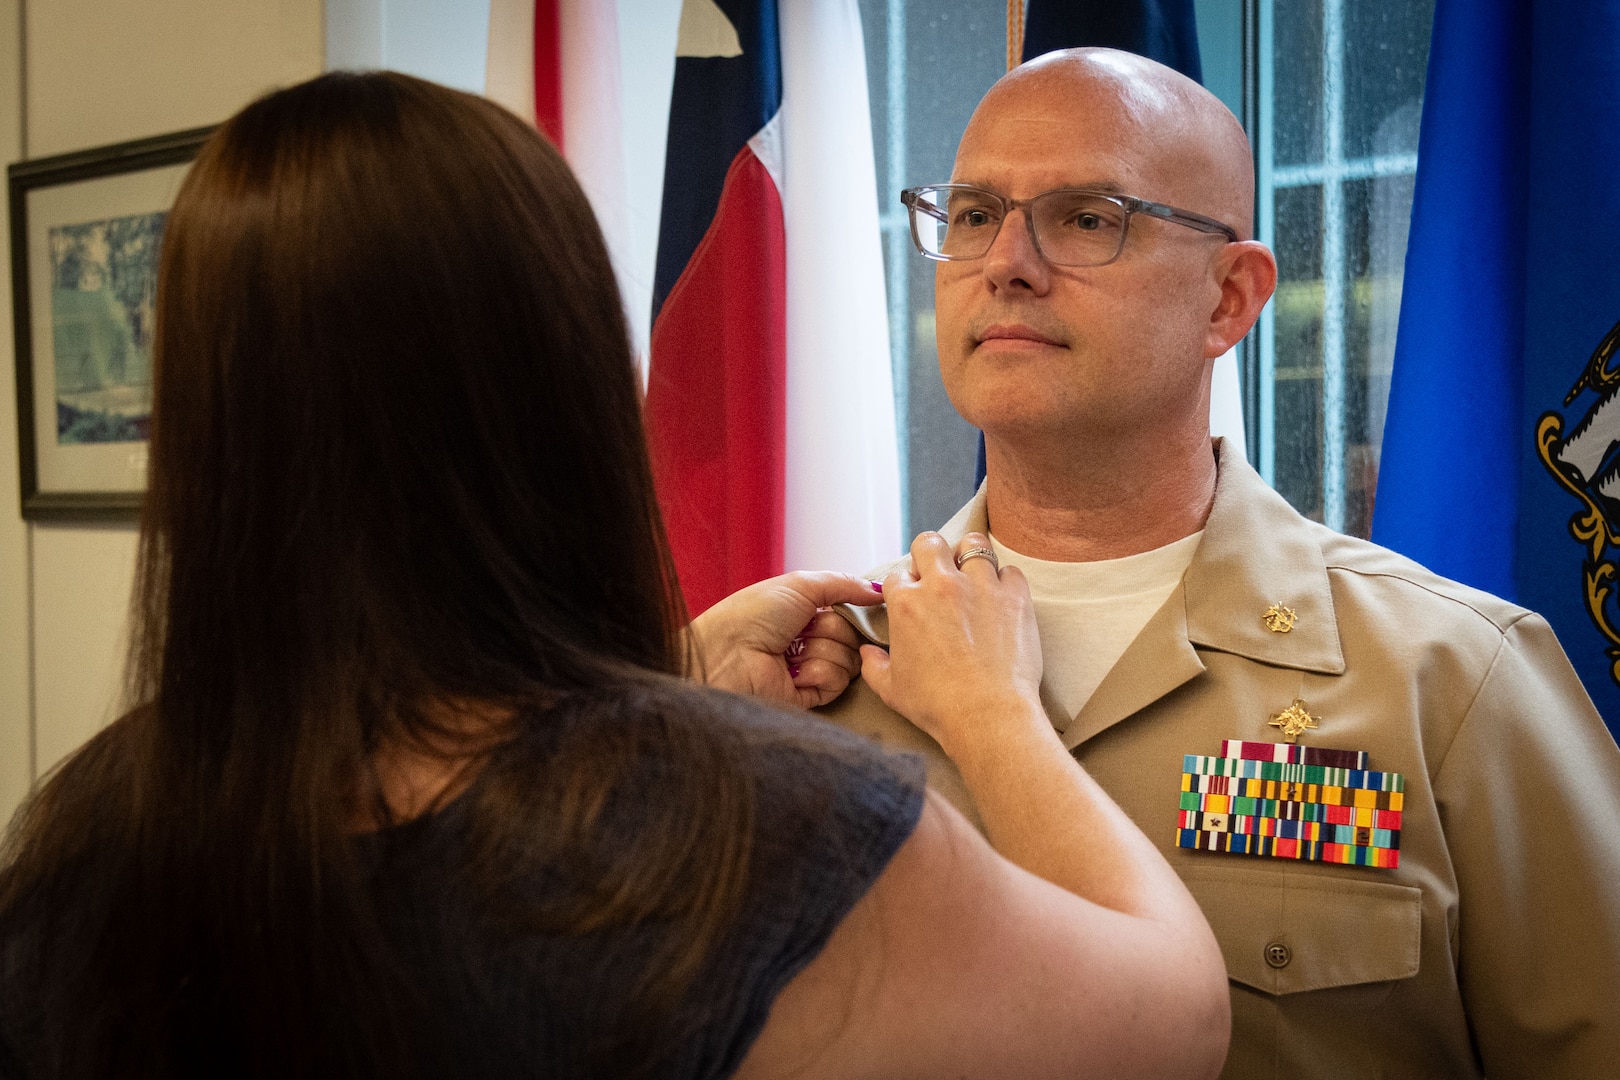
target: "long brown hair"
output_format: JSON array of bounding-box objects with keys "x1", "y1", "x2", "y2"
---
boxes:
[{"x1": 0, "y1": 72, "x2": 759, "y2": 1077}]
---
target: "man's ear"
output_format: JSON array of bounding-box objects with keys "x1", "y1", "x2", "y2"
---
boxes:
[{"x1": 1204, "y1": 240, "x2": 1277, "y2": 359}]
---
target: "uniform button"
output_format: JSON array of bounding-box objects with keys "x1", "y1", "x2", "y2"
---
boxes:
[{"x1": 1264, "y1": 942, "x2": 1292, "y2": 969}]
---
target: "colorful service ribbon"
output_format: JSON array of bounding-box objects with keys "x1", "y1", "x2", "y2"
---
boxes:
[{"x1": 1175, "y1": 739, "x2": 1405, "y2": 869}]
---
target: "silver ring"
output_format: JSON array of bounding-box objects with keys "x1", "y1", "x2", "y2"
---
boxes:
[{"x1": 954, "y1": 546, "x2": 999, "y2": 571}]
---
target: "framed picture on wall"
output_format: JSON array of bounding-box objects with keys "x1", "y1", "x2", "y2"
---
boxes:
[{"x1": 8, "y1": 126, "x2": 213, "y2": 521}]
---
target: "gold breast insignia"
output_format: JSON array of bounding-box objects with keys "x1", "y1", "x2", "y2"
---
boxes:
[
  {"x1": 1268, "y1": 699, "x2": 1320, "y2": 742},
  {"x1": 1261, "y1": 602, "x2": 1297, "y2": 633}
]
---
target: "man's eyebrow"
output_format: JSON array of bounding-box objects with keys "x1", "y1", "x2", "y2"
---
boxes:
[{"x1": 949, "y1": 179, "x2": 1130, "y2": 195}]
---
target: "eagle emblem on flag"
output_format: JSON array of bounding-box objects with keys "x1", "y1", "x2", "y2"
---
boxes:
[{"x1": 1535, "y1": 318, "x2": 1620, "y2": 686}]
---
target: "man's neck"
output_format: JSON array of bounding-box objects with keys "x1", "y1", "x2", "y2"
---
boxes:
[{"x1": 983, "y1": 430, "x2": 1218, "y2": 562}]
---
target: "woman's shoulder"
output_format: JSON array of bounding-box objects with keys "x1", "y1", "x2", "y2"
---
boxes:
[
  {"x1": 567, "y1": 680, "x2": 927, "y2": 1076},
  {"x1": 481, "y1": 676, "x2": 927, "y2": 907},
  {"x1": 571, "y1": 676, "x2": 926, "y2": 815},
  {"x1": 5, "y1": 705, "x2": 154, "y2": 852},
  {"x1": 609, "y1": 679, "x2": 928, "y2": 914}
]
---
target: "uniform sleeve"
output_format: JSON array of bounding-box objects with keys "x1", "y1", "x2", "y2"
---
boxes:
[
  {"x1": 1435, "y1": 613, "x2": 1620, "y2": 1078},
  {"x1": 682, "y1": 718, "x2": 926, "y2": 1080}
]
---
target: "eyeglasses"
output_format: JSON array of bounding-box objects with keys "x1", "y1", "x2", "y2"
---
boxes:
[{"x1": 900, "y1": 184, "x2": 1239, "y2": 268}]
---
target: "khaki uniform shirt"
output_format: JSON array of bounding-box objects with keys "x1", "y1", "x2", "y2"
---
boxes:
[{"x1": 819, "y1": 438, "x2": 1620, "y2": 1080}]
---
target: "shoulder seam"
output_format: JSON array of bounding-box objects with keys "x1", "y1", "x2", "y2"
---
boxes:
[
  {"x1": 1323, "y1": 563, "x2": 1533, "y2": 635},
  {"x1": 1434, "y1": 623, "x2": 1519, "y2": 779}
]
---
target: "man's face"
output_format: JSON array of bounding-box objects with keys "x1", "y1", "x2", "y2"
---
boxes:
[{"x1": 933, "y1": 71, "x2": 1231, "y2": 445}]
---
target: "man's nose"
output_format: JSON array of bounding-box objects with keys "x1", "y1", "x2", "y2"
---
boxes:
[{"x1": 981, "y1": 207, "x2": 1051, "y2": 294}]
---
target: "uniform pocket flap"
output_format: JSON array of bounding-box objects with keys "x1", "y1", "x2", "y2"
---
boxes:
[{"x1": 1182, "y1": 867, "x2": 1421, "y2": 995}]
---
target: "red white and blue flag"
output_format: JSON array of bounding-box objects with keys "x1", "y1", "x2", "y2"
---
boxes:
[
  {"x1": 648, "y1": 0, "x2": 787, "y2": 615},
  {"x1": 489, "y1": 0, "x2": 900, "y2": 617},
  {"x1": 649, "y1": 0, "x2": 899, "y2": 615}
]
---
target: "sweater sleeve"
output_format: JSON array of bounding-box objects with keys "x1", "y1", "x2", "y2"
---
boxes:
[{"x1": 677, "y1": 712, "x2": 926, "y2": 1080}]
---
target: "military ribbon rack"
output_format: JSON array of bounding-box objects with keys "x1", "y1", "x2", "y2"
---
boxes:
[{"x1": 1175, "y1": 739, "x2": 1404, "y2": 869}]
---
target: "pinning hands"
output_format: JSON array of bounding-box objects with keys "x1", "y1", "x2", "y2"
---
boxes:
[
  {"x1": 861, "y1": 532, "x2": 1047, "y2": 760},
  {"x1": 691, "y1": 571, "x2": 884, "y2": 709}
]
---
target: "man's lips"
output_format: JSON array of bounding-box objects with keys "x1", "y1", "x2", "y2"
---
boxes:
[{"x1": 974, "y1": 323, "x2": 1066, "y2": 348}]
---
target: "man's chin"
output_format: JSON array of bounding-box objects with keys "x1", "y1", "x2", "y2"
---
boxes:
[
  {"x1": 962, "y1": 407, "x2": 1085, "y2": 441},
  {"x1": 968, "y1": 399, "x2": 1145, "y2": 445}
]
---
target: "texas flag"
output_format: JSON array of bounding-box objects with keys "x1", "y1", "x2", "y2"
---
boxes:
[
  {"x1": 649, "y1": 0, "x2": 900, "y2": 615},
  {"x1": 647, "y1": 0, "x2": 786, "y2": 616},
  {"x1": 488, "y1": 0, "x2": 899, "y2": 617}
]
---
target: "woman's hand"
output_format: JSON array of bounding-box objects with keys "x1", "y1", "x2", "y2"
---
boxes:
[
  {"x1": 691, "y1": 572, "x2": 884, "y2": 709},
  {"x1": 860, "y1": 532, "x2": 1045, "y2": 759}
]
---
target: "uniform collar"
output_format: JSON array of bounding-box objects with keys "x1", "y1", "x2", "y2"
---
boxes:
[
  {"x1": 1185, "y1": 437, "x2": 1344, "y2": 675},
  {"x1": 834, "y1": 490, "x2": 988, "y2": 646},
  {"x1": 839, "y1": 438, "x2": 1344, "y2": 742},
  {"x1": 1058, "y1": 438, "x2": 1344, "y2": 747}
]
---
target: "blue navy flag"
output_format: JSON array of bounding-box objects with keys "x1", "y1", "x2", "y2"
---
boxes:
[
  {"x1": 976, "y1": 0, "x2": 1204, "y2": 486},
  {"x1": 1022, "y1": 0, "x2": 1200, "y2": 78},
  {"x1": 1373, "y1": 0, "x2": 1620, "y2": 736}
]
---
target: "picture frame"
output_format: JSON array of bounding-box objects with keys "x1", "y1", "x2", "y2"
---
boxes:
[{"x1": 9, "y1": 125, "x2": 213, "y2": 520}]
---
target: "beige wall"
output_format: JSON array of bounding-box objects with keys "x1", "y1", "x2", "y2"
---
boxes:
[{"x1": 0, "y1": 0, "x2": 324, "y2": 827}]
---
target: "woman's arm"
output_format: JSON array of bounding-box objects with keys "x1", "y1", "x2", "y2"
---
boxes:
[{"x1": 733, "y1": 532, "x2": 1229, "y2": 1080}]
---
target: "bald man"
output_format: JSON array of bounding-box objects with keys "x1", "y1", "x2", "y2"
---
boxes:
[{"x1": 820, "y1": 49, "x2": 1620, "y2": 1079}]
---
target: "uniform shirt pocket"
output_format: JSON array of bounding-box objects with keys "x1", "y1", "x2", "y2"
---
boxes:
[{"x1": 1182, "y1": 866, "x2": 1421, "y2": 995}]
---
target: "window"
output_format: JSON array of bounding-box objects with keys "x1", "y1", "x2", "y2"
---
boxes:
[
  {"x1": 857, "y1": 0, "x2": 1005, "y2": 538},
  {"x1": 1255, "y1": 0, "x2": 1433, "y2": 536},
  {"x1": 857, "y1": 0, "x2": 1434, "y2": 542}
]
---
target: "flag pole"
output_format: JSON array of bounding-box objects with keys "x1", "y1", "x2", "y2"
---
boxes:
[{"x1": 1006, "y1": 0, "x2": 1026, "y2": 71}]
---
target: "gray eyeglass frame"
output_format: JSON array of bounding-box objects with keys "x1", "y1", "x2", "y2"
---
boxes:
[{"x1": 900, "y1": 183, "x2": 1240, "y2": 267}]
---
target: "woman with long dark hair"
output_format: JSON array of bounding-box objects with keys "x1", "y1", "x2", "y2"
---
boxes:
[{"x1": 0, "y1": 72, "x2": 1228, "y2": 1079}]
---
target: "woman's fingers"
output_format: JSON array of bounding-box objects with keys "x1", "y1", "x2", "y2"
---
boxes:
[
  {"x1": 859, "y1": 642, "x2": 894, "y2": 700},
  {"x1": 693, "y1": 571, "x2": 884, "y2": 707},
  {"x1": 792, "y1": 633, "x2": 859, "y2": 676},
  {"x1": 789, "y1": 608, "x2": 860, "y2": 654},
  {"x1": 908, "y1": 531, "x2": 958, "y2": 580},
  {"x1": 784, "y1": 633, "x2": 863, "y2": 707},
  {"x1": 866, "y1": 531, "x2": 1043, "y2": 755},
  {"x1": 952, "y1": 534, "x2": 1001, "y2": 579},
  {"x1": 775, "y1": 570, "x2": 885, "y2": 616}
]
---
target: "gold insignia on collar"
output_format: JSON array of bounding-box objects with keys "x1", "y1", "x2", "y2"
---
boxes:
[
  {"x1": 1261, "y1": 603, "x2": 1297, "y2": 633},
  {"x1": 1267, "y1": 699, "x2": 1320, "y2": 742}
]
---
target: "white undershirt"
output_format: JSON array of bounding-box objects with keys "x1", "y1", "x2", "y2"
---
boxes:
[{"x1": 990, "y1": 530, "x2": 1203, "y2": 723}]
